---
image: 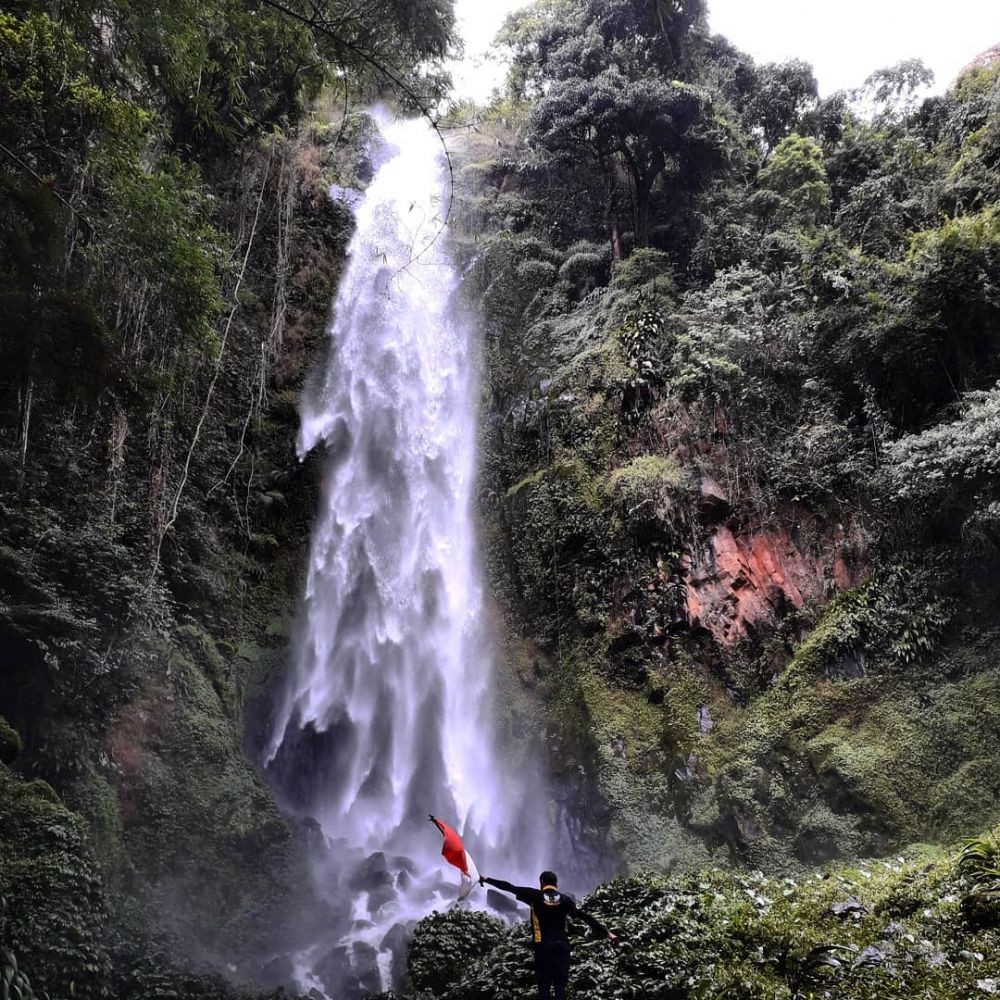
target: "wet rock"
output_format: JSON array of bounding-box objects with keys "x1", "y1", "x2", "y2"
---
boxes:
[
  {"x1": 683, "y1": 520, "x2": 863, "y2": 649},
  {"x1": 827, "y1": 649, "x2": 866, "y2": 681},
  {"x1": 697, "y1": 475, "x2": 730, "y2": 521},
  {"x1": 314, "y1": 942, "x2": 382, "y2": 1000},
  {"x1": 330, "y1": 184, "x2": 363, "y2": 210},
  {"x1": 351, "y1": 851, "x2": 393, "y2": 891},
  {"x1": 830, "y1": 896, "x2": 867, "y2": 919},
  {"x1": 387, "y1": 854, "x2": 417, "y2": 875},
  {"x1": 349, "y1": 852, "x2": 397, "y2": 913},
  {"x1": 882, "y1": 921, "x2": 908, "y2": 939},
  {"x1": 733, "y1": 807, "x2": 761, "y2": 845},
  {"x1": 259, "y1": 954, "x2": 296, "y2": 989},
  {"x1": 298, "y1": 815, "x2": 328, "y2": 853},
  {"x1": 674, "y1": 753, "x2": 698, "y2": 782},
  {"x1": 267, "y1": 717, "x2": 357, "y2": 817},
  {"x1": 381, "y1": 921, "x2": 412, "y2": 985},
  {"x1": 854, "y1": 945, "x2": 886, "y2": 966},
  {"x1": 356, "y1": 155, "x2": 375, "y2": 183},
  {"x1": 313, "y1": 945, "x2": 351, "y2": 997},
  {"x1": 350, "y1": 941, "x2": 382, "y2": 995},
  {"x1": 684, "y1": 525, "x2": 808, "y2": 647},
  {"x1": 697, "y1": 704, "x2": 714, "y2": 734}
]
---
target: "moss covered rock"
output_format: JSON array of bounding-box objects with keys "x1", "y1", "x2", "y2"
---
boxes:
[
  {"x1": 0, "y1": 761, "x2": 108, "y2": 998},
  {"x1": 0, "y1": 715, "x2": 22, "y2": 764}
]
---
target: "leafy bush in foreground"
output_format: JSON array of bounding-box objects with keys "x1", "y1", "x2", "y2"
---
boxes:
[{"x1": 390, "y1": 834, "x2": 1000, "y2": 1000}]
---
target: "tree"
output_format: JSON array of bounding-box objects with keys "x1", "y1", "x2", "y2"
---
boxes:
[
  {"x1": 746, "y1": 60, "x2": 819, "y2": 153},
  {"x1": 531, "y1": 69, "x2": 728, "y2": 246},
  {"x1": 856, "y1": 59, "x2": 935, "y2": 123},
  {"x1": 757, "y1": 133, "x2": 830, "y2": 229},
  {"x1": 588, "y1": 0, "x2": 708, "y2": 77},
  {"x1": 497, "y1": 0, "x2": 578, "y2": 101},
  {"x1": 517, "y1": 0, "x2": 728, "y2": 248}
]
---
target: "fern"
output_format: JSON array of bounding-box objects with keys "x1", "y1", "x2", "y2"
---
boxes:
[{"x1": 958, "y1": 833, "x2": 1000, "y2": 897}]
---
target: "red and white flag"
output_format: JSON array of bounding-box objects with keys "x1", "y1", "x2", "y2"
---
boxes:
[{"x1": 429, "y1": 815, "x2": 480, "y2": 901}]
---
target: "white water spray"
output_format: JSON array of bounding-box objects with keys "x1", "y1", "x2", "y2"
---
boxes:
[{"x1": 264, "y1": 116, "x2": 544, "y2": 997}]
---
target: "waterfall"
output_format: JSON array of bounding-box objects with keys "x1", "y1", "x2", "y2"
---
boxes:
[{"x1": 262, "y1": 115, "x2": 544, "y2": 998}]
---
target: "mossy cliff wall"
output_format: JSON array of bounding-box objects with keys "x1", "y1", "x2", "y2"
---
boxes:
[
  {"x1": 471, "y1": 248, "x2": 1000, "y2": 874},
  {"x1": 0, "y1": 118, "x2": 371, "y2": 993},
  {"x1": 449, "y1": 89, "x2": 1000, "y2": 875}
]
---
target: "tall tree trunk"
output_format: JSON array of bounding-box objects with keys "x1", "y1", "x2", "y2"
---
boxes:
[
  {"x1": 635, "y1": 179, "x2": 652, "y2": 248},
  {"x1": 633, "y1": 152, "x2": 665, "y2": 249},
  {"x1": 611, "y1": 223, "x2": 623, "y2": 261}
]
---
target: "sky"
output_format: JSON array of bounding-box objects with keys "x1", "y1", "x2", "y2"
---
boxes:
[{"x1": 451, "y1": 0, "x2": 1000, "y2": 103}]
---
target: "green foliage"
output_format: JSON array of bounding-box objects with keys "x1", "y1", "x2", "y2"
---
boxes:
[
  {"x1": 959, "y1": 833, "x2": 1000, "y2": 898},
  {"x1": 606, "y1": 455, "x2": 689, "y2": 521},
  {"x1": 505, "y1": 457, "x2": 617, "y2": 637},
  {"x1": 745, "y1": 60, "x2": 819, "y2": 152},
  {"x1": 758, "y1": 134, "x2": 830, "y2": 228},
  {"x1": 1, "y1": 939, "x2": 47, "y2": 1000},
  {"x1": 0, "y1": 720, "x2": 21, "y2": 767},
  {"x1": 785, "y1": 567, "x2": 954, "y2": 676},
  {"x1": 958, "y1": 832, "x2": 1000, "y2": 929},
  {"x1": 472, "y1": 9, "x2": 1000, "y2": 882},
  {"x1": 95, "y1": 157, "x2": 225, "y2": 350},
  {"x1": 503, "y1": 0, "x2": 727, "y2": 248},
  {"x1": 0, "y1": 0, "x2": 454, "y2": 995},
  {"x1": 532, "y1": 73, "x2": 730, "y2": 246},
  {"x1": 954, "y1": 60, "x2": 1000, "y2": 102},
  {"x1": 407, "y1": 909, "x2": 508, "y2": 994},
  {"x1": 611, "y1": 249, "x2": 676, "y2": 293},
  {"x1": 883, "y1": 385, "x2": 1000, "y2": 527},
  {"x1": 558, "y1": 249, "x2": 609, "y2": 299},
  {"x1": 0, "y1": 762, "x2": 108, "y2": 998},
  {"x1": 397, "y1": 842, "x2": 1000, "y2": 1000},
  {"x1": 858, "y1": 59, "x2": 935, "y2": 122}
]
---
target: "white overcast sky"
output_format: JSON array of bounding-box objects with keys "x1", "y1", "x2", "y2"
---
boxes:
[{"x1": 452, "y1": 0, "x2": 1000, "y2": 102}]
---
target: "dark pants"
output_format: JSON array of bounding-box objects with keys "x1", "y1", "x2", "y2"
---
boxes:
[{"x1": 534, "y1": 941, "x2": 571, "y2": 1000}]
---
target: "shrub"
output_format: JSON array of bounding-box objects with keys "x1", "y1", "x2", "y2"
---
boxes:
[
  {"x1": 605, "y1": 455, "x2": 689, "y2": 522},
  {"x1": 558, "y1": 251, "x2": 609, "y2": 299},
  {"x1": 407, "y1": 909, "x2": 508, "y2": 995},
  {"x1": 0, "y1": 717, "x2": 21, "y2": 765},
  {"x1": 611, "y1": 248, "x2": 677, "y2": 293},
  {"x1": 0, "y1": 762, "x2": 108, "y2": 998}
]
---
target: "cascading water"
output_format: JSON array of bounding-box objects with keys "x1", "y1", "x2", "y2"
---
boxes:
[{"x1": 263, "y1": 115, "x2": 547, "y2": 998}]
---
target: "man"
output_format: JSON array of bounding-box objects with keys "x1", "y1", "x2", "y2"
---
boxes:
[{"x1": 479, "y1": 870, "x2": 617, "y2": 1000}]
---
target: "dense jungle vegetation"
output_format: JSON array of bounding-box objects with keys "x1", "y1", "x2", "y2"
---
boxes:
[
  {"x1": 453, "y1": 0, "x2": 1000, "y2": 878},
  {"x1": 0, "y1": 0, "x2": 456, "y2": 995},
  {"x1": 2, "y1": 0, "x2": 1000, "y2": 996}
]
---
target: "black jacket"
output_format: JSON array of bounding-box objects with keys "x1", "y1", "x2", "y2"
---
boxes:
[{"x1": 484, "y1": 878, "x2": 608, "y2": 945}]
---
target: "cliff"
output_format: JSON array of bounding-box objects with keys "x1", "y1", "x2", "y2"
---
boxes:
[{"x1": 448, "y1": 44, "x2": 1000, "y2": 875}]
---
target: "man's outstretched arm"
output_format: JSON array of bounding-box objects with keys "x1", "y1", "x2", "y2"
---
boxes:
[
  {"x1": 479, "y1": 875, "x2": 537, "y2": 904},
  {"x1": 566, "y1": 896, "x2": 617, "y2": 941}
]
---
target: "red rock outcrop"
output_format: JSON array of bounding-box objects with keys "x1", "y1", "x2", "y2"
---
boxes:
[{"x1": 683, "y1": 519, "x2": 864, "y2": 649}]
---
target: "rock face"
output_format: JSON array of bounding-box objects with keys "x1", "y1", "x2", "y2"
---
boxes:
[
  {"x1": 962, "y1": 42, "x2": 1000, "y2": 75},
  {"x1": 683, "y1": 518, "x2": 864, "y2": 648}
]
